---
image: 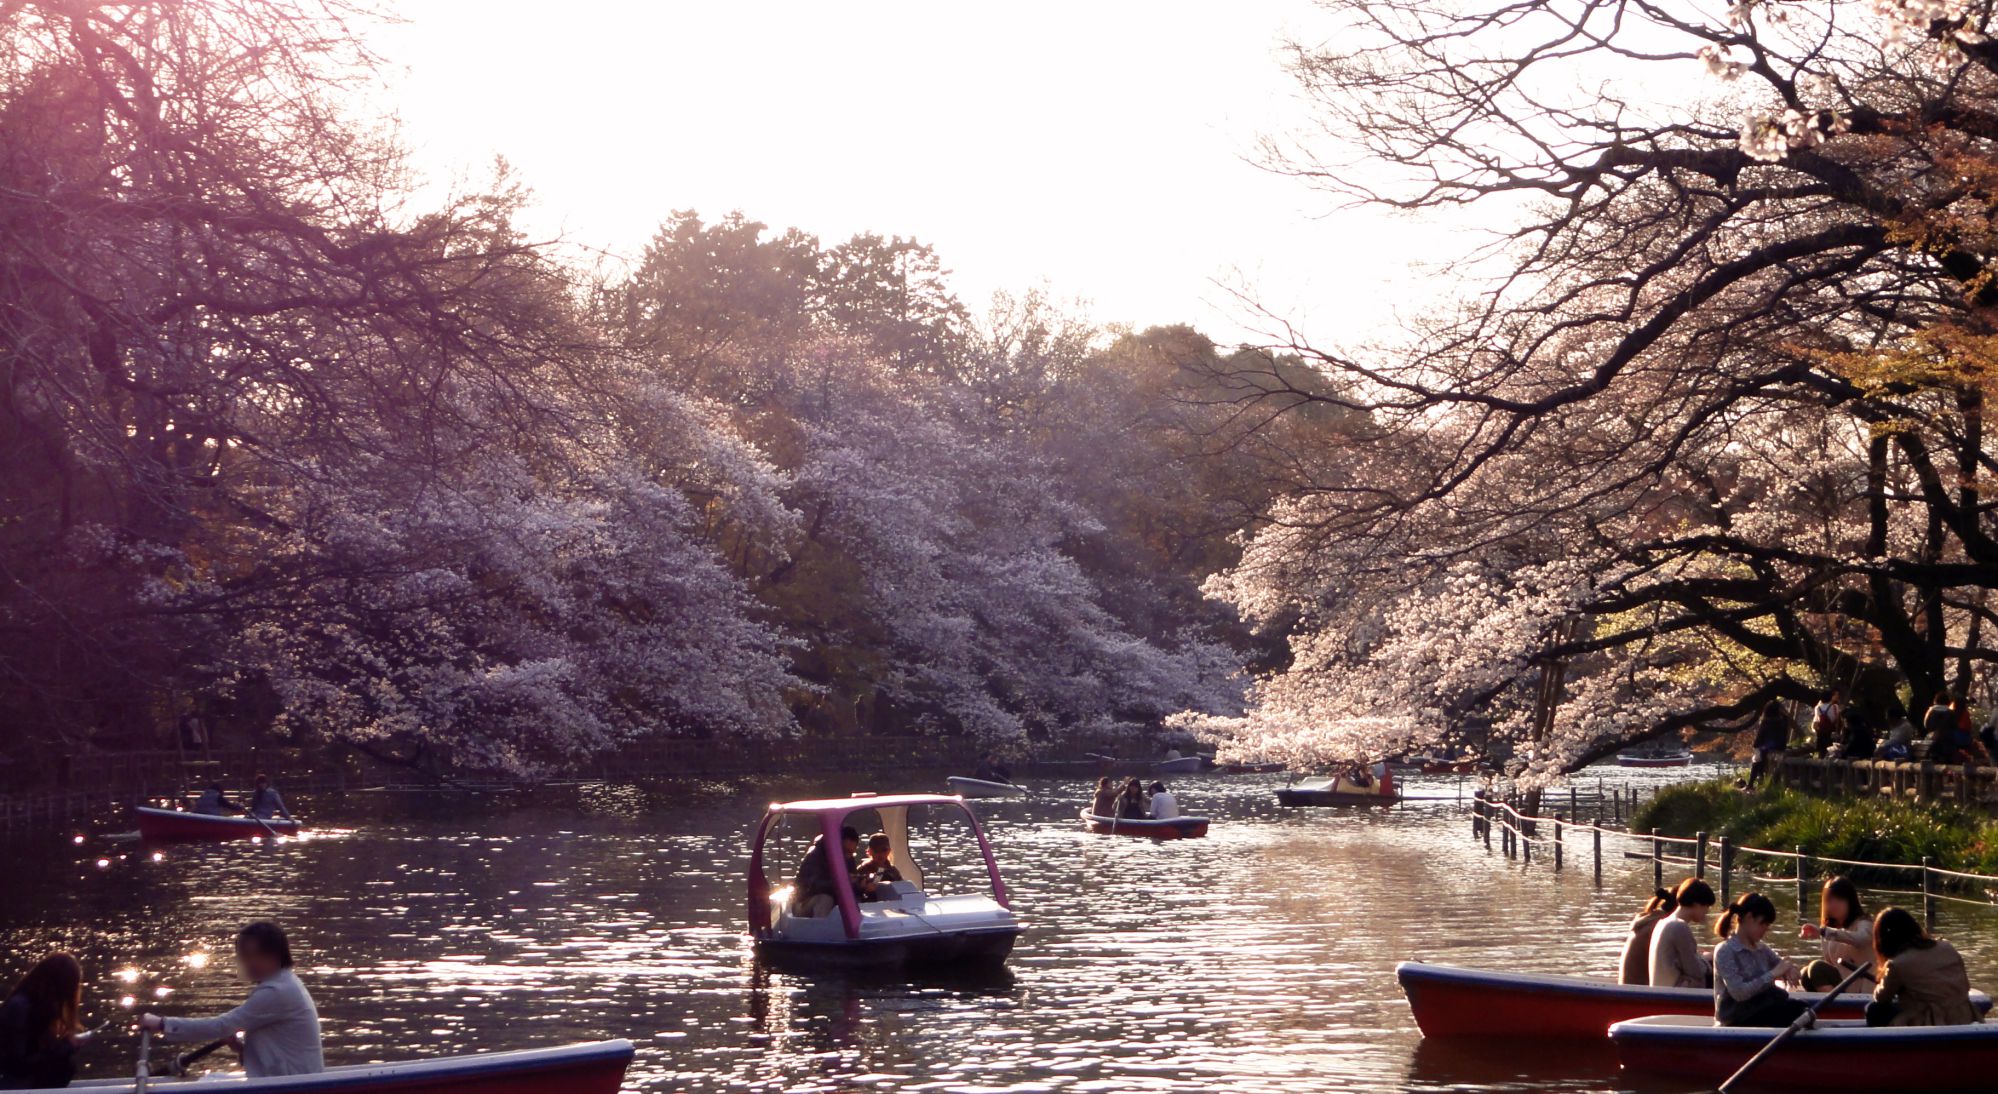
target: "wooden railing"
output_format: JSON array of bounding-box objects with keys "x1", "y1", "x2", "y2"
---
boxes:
[{"x1": 1772, "y1": 754, "x2": 1998, "y2": 806}]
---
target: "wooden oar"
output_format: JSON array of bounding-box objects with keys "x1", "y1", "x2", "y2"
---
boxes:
[{"x1": 1717, "y1": 960, "x2": 1874, "y2": 1093}]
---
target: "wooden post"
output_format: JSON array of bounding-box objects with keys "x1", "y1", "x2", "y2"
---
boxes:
[
  {"x1": 1522, "y1": 818, "x2": 1532, "y2": 865},
  {"x1": 1652, "y1": 828, "x2": 1663, "y2": 889},
  {"x1": 1569, "y1": 786, "x2": 1579, "y2": 825},
  {"x1": 1554, "y1": 812, "x2": 1564, "y2": 871},
  {"x1": 1922, "y1": 856, "x2": 1936, "y2": 931},
  {"x1": 1613, "y1": 789, "x2": 1623, "y2": 824},
  {"x1": 1717, "y1": 836, "x2": 1733, "y2": 907},
  {"x1": 1796, "y1": 847, "x2": 1808, "y2": 915},
  {"x1": 1696, "y1": 830, "x2": 1708, "y2": 879},
  {"x1": 1484, "y1": 800, "x2": 1493, "y2": 852},
  {"x1": 1592, "y1": 824, "x2": 1603, "y2": 885}
]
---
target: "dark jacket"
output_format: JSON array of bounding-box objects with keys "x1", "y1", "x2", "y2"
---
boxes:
[
  {"x1": 1924, "y1": 705, "x2": 1960, "y2": 763},
  {"x1": 1842, "y1": 710, "x2": 1877, "y2": 760},
  {"x1": 0, "y1": 991, "x2": 74, "y2": 1090},
  {"x1": 1754, "y1": 707, "x2": 1792, "y2": 752}
]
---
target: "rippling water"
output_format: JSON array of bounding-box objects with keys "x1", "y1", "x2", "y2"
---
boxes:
[{"x1": 3, "y1": 764, "x2": 1994, "y2": 1093}]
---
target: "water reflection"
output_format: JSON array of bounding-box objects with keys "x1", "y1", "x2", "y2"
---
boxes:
[{"x1": 0, "y1": 764, "x2": 1988, "y2": 1092}]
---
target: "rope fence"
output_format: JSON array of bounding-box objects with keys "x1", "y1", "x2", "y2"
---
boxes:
[{"x1": 1469, "y1": 792, "x2": 1998, "y2": 931}]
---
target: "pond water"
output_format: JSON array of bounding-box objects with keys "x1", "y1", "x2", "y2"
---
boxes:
[{"x1": 3, "y1": 763, "x2": 1994, "y2": 1093}]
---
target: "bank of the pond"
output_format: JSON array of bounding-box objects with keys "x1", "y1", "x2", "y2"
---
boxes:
[{"x1": 1633, "y1": 779, "x2": 1998, "y2": 886}]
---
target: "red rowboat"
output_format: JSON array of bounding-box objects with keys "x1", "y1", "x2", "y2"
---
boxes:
[
  {"x1": 1397, "y1": 962, "x2": 1990, "y2": 1039},
  {"x1": 1080, "y1": 811, "x2": 1210, "y2": 839},
  {"x1": 1610, "y1": 1015, "x2": 1998, "y2": 1090},
  {"x1": 135, "y1": 805, "x2": 301, "y2": 842},
  {"x1": 37, "y1": 1039, "x2": 633, "y2": 1094}
]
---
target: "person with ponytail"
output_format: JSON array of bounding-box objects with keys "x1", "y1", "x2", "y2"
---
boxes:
[
  {"x1": 1619, "y1": 887, "x2": 1678, "y2": 985},
  {"x1": 0, "y1": 952, "x2": 90, "y2": 1089},
  {"x1": 1866, "y1": 907, "x2": 1978, "y2": 1027},
  {"x1": 1799, "y1": 876, "x2": 1873, "y2": 991},
  {"x1": 1649, "y1": 878, "x2": 1717, "y2": 989},
  {"x1": 1713, "y1": 892, "x2": 1807, "y2": 1027}
]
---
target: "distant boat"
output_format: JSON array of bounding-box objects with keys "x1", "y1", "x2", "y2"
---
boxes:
[
  {"x1": 134, "y1": 806, "x2": 300, "y2": 843},
  {"x1": 1153, "y1": 754, "x2": 1206, "y2": 774},
  {"x1": 1079, "y1": 810, "x2": 1210, "y2": 839},
  {"x1": 1276, "y1": 766, "x2": 1400, "y2": 807},
  {"x1": 1217, "y1": 760, "x2": 1287, "y2": 774},
  {"x1": 946, "y1": 775, "x2": 1027, "y2": 798},
  {"x1": 1616, "y1": 747, "x2": 1693, "y2": 768}
]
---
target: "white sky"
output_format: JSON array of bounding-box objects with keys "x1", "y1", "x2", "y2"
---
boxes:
[{"x1": 370, "y1": 0, "x2": 1456, "y2": 346}]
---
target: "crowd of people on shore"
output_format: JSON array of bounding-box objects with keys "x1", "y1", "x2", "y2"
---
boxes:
[
  {"x1": 0, "y1": 922, "x2": 322, "y2": 1089},
  {"x1": 1087, "y1": 777, "x2": 1177, "y2": 820},
  {"x1": 1747, "y1": 688, "x2": 1998, "y2": 786},
  {"x1": 1619, "y1": 876, "x2": 1979, "y2": 1028}
]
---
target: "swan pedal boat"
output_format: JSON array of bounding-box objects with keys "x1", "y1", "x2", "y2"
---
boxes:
[
  {"x1": 945, "y1": 776, "x2": 1027, "y2": 798},
  {"x1": 135, "y1": 805, "x2": 301, "y2": 842},
  {"x1": 1276, "y1": 768, "x2": 1400, "y2": 807},
  {"x1": 1397, "y1": 962, "x2": 1993, "y2": 1039},
  {"x1": 1079, "y1": 811, "x2": 1210, "y2": 839},
  {"x1": 1610, "y1": 1014, "x2": 1998, "y2": 1090},
  {"x1": 749, "y1": 792, "x2": 1020, "y2": 970},
  {"x1": 31, "y1": 1040, "x2": 633, "y2": 1094}
]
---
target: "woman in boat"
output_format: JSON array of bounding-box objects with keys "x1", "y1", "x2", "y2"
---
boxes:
[
  {"x1": 1648, "y1": 878, "x2": 1717, "y2": 989},
  {"x1": 248, "y1": 774, "x2": 293, "y2": 821},
  {"x1": 1090, "y1": 777, "x2": 1118, "y2": 817},
  {"x1": 1866, "y1": 907, "x2": 1978, "y2": 1027},
  {"x1": 1115, "y1": 778, "x2": 1150, "y2": 820},
  {"x1": 1618, "y1": 887, "x2": 1677, "y2": 985},
  {"x1": 0, "y1": 953, "x2": 89, "y2": 1089},
  {"x1": 141, "y1": 922, "x2": 323, "y2": 1078},
  {"x1": 1712, "y1": 892, "x2": 1806, "y2": 1027},
  {"x1": 1799, "y1": 876, "x2": 1872, "y2": 991}
]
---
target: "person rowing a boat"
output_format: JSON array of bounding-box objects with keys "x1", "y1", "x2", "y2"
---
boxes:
[
  {"x1": 1089, "y1": 778, "x2": 1118, "y2": 817},
  {"x1": 247, "y1": 774, "x2": 293, "y2": 822},
  {"x1": 789, "y1": 827, "x2": 863, "y2": 917},
  {"x1": 973, "y1": 753, "x2": 1011, "y2": 784},
  {"x1": 140, "y1": 922, "x2": 323, "y2": 1078},
  {"x1": 192, "y1": 783, "x2": 244, "y2": 816}
]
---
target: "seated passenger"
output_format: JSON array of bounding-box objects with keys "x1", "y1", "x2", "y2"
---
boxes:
[
  {"x1": 1090, "y1": 777, "x2": 1118, "y2": 818},
  {"x1": 1800, "y1": 876, "x2": 1873, "y2": 991},
  {"x1": 1712, "y1": 893, "x2": 1806, "y2": 1028},
  {"x1": 1620, "y1": 886, "x2": 1676, "y2": 985},
  {"x1": 788, "y1": 826, "x2": 861, "y2": 918},
  {"x1": 1115, "y1": 778, "x2": 1149, "y2": 820},
  {"x1": 192, "y1": 783, "x2": 242, "y2": 816},
  {"x1": 854, "y1": 834, "x2": 903, "y2": 901},
  {"x1": 1647, "y1": 878, "x2": 1716, "y2": 988},
  {"x1": 247, "y1": 774, "x2": 292, "y2": 821},
  {"x1": 1866, "y1": 907, "x2": 1978, "y2": 1026},
  {"x1": 1147, "y1": 782, "x2": 1178, "y2": 820},
  {"x1": 973, "y1": 753, "x2": 1012, "y2": 783},
  {"x1": 0, "y1": 953, "x2": 90, "y2": 1090}
]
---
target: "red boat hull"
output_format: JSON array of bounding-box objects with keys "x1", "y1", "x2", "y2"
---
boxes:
[
  {"x1": 1080, "y1": 812, "x2": 1209, "y2": 839},
  {"x1": 135, "y1": 806, "x2": 300, "y2": 843},
  {"x1": 1397, "y1": 962, "x2": 1895, "y2": 1039},
  {"x1": 1612, "y1": 1017, "x2": 1998, "y2": 1091}
]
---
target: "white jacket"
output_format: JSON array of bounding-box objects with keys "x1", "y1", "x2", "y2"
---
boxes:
[{"x1": 163, "y1": 968, "x2": 323, "y2": 1077}]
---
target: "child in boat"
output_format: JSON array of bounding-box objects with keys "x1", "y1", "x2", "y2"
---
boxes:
[
  {"x1": 1866, "y1": 907, "x2": 1978, "y2": 1026},
  {"x1": 855, "y1": 833, "x2": 902, "y2": 901},
  {"x1": 0, "y1": 953, "x2": 91, "y2": 1089},
  {"x1": 1619, "y1": 887, "x2": 1677, "y2": 985},
  {"x1": 1713, "y1": 892, "x2": 1806, "y2": 1027},
  {"x1": 1799, "y1": 876, "x2": 1873, "y2": 991},
  {"x1": 1648, "y1": 878, "x2": 1716, "y2": 989},
  {"x1": 1091, "y1": 777, "x2": 1118, "y2": 817}
]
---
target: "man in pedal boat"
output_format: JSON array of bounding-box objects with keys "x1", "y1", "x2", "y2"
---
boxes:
[
  {"x1": 140, "y1": 922, "x2": 322, "y2": 1077},
  {"x1": 790, "y1": 826, "x2": 864, "y2": 917}
]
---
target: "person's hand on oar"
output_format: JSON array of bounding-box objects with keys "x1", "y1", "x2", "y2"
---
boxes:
[{"x1": 1717, "y1": 960, "x2": 1874, "y2": 1093}]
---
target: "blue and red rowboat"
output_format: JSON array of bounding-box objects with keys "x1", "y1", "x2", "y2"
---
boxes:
[
  {"x1": 748, "y1": 792, "x2": 1020, "y2": 970},
  {"x1": 134, "y1": 805, "x2": 300, "y2": 842},
  {"x1": 1079, "y1": 811, "x2": 1210, "y2": 839},
  {"x1": 1397, "y1": 962, "x2": 1992, "y2": 1039},
  {"x1": 28, "y1": 1039, "x2": 633, "y2": 1094},
  {"x1": 1610, "y1": 1014, "x2": 1998, "y2": 1090}
]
